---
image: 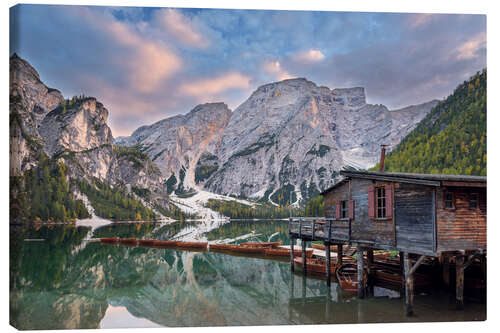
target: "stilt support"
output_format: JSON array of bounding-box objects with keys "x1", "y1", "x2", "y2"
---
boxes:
[
  {"x1": 456, "y1": 254, "x2": 465, "y2": 310},
  {"x1": 357, "y1": 246, "x2": 365, "y2": 299},
  {"x1": 337, "y1": 244, "x2": 343, "y2": 266},
  {"x1": 290, "y1": 238, "x2": 295, "y2": 272},
  {"x1": 302, "y1": 241, "x2": 307, "y2": 275},
  {"x1": 404, "y1": 252, "x2": 414, "y2": 316},
  {"x1": 325, "y1": 243, "x2": 331, "y2": 286}
]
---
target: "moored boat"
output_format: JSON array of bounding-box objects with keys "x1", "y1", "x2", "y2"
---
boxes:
[
  {"x1": 293, "y1": 256, "x2": 338, "y2": 274},
  {"x1": 175, "y1": 241, "x2": 208, "y2": 249},
  {"x1": 119, "y1": 238, "x2": 138, "y2": 245},
  {"x1": 100, "y1": 237, "x2": 118, "y2": 244},
  {"x1": 311, "y1": 243, "x2": 325, "y2": 250},
  {"x1": 241, "y1": 241, "x2": 282, "y2": 248},
  {"x1": 264, "y1": 248, "x2": 313, "y2": 257},
  {"x1": 229, "y1": 245, "x2": 266, "y2": 254},
  {"x1": 209, "y1": 243, "x2": 235, "y2": 251},
  {"x1": 153, "y1": 240, "x2": 178, "y2": 247},
  {"x1": 138, "y1": 239, "x2": 156, "y2": 246},
  {"x1": 336, "y1": 263, "x2": 366, "y2": 293}
]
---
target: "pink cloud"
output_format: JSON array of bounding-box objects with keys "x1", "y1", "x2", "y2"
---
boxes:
[
  {"x1": 77, "y1": 8, "x2": 182, "y2": 94},
  {"x1": 262, "y1": 61, "x2": 294, "y2": 81},
  {"x1": 407, "y1": 14, "x2": 435, "y2": 28},
  {"x1": 293, "y1": 49, "x2": 325, "y2": 63},
  {"x1": 179, "y1": 72, "x2": 251, "y2": 99},
  {"x1": 153, "y1": 9, "x2": 208, "y2": 48},
  {"x1": 454, "y1": 32, "x2": 486, "y2": 60}
]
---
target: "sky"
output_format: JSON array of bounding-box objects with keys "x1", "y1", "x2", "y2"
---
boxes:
[{"x1": 10, "y1": 5, "x2": 486, "y2": 137}]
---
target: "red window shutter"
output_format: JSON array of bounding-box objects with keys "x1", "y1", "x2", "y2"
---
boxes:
[
  {"x1": 385, "y1": 184, "x2": 393, "y2": 218},
  {"x1": 348, "y1": 200, "x2": 354, "y2": 219},
  {"x1": 336, "y1": 202, "x2": 341, "y2": 219},
  {"x1": 368, "y1": 187, "x2": 375, "y2": 218}
]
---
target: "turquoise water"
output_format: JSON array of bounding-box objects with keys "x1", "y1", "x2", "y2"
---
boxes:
[{"x1": 10, "y1": 221, "x2": 485, "y2": 329}]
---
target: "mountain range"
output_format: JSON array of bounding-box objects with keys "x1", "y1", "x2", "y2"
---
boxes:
[
  {"x1": 117, "y1": 77, "x2": 438, "y2": 204},
  {"x1": 10, "y1": 53, "x2": 441, "y2": 221}
]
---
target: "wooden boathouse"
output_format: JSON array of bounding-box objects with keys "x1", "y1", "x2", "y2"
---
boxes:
[{"x1": 289, "y1": 169, "x2": 486, "y2": 315}]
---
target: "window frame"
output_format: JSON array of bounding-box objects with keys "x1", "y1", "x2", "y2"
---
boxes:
[
  {"x1": 469, "y1": 193, "x2": 478, "y2": 210},
  {"x1": 444, "y1": 191, "x2": 455, "y2": 210},
  {"x1": 375, "y1": 186, "x2": 387, "y2": 219},
  {"x1": 340, "y1": 200, "x2": 349, "y2": 219}
]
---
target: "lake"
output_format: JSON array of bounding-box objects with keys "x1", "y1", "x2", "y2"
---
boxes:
[{"x1": 10, "y1": 220, "x2": 486, "y2": 329}]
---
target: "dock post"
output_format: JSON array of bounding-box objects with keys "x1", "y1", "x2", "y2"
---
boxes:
[
  {"x1": 366, "y1": 248, "x2": 374, "y2": 295},
  {"x1": 325, "y1": 242, "x2": 331, "y2": 286},
  {"x1": 404, "y1": 252, "x2": 414, "y2": 316},
  {"x1": 357, "y1": 246, "x2": 365, "y2": 299},
  {"x1": 400, "y1": 251, "x2": 405, "y2": 293},
  {"x1": 290, "y1": 238, "x2": 295, "y2": 272},
  {"x1": 456, "y1": 254, "x2": 465, "y2": 310},
  {"x1": 442, "y1": 255, "x2": 450, "y2": 288},
  {"x1": 337, "y1": 244, "x2": 343, "y2": 266},
  {"x1": 302, "y1": 241, "x2": 307, "y2": 275}
]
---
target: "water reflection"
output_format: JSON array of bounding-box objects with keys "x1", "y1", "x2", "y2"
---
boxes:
[{"x1": 10, "y1": 222, "x2": 486, "y2": 329}]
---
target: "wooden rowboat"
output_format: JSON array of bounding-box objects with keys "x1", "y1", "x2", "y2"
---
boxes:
[
  {"x1": 119, "y1": 238, "x2": 138, "y2": 245},
  {"x1": 227, "y1": 245, "x2": 266, "y2": 254},
  {"x1": 241, "y1": 241, "x2": 282, "y2": 248},
  {"x1": 311, "y1": 243, "x2": 325, "y2": 250},
  {"x1": 175, "y1": 241, "x2": 208, "y2": 249},
  {"x1": 100, "y1": 237, "x2": 118, "y2": 244},
  {"x1": 209, "y1": 243, "x2": 235, "y2": 251},
  {"x1": 153, "y1": 240, "x2": 178, "y2": 247},
  {"x1": 264, "y1": 248, "x2": 313, "y2": 258},
  {"x1": 336, "y1": 263, "x2": 367, "y2": 293},
  {"x1": 138, "y1": 239, "x2": 156, "y2": 246},
  {"x1": 293, "y1": 257, "x2": 338, "y2": 274}
]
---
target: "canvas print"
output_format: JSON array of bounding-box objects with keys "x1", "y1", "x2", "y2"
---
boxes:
[{"x1": 9, "y1": 4, "x2": 486, "y2": 330}]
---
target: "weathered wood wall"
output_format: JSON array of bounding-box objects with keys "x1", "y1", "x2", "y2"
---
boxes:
[
  {"x1": 394, "y1": 183, "x2": 435, "y2": 253},
  {"x1": 436, "y1": 187, "x2": 486, "y2": 252},
  {"x1": 323, "y1": 179, "x2": 395, "y2": 246}
]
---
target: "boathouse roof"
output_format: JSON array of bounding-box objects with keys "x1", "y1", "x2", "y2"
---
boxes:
[{"x1": 321, "y1": 170, "x2": 486, "y2": 195}]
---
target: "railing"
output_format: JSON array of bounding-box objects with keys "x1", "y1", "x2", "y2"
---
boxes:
[{"x1": 289, "y1": 217, "x2": 350, "y2": 242}]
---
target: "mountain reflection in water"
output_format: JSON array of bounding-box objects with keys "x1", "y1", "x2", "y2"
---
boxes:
[{"x1": 10, "y1": 221, "x2": 485, "y2": 329}]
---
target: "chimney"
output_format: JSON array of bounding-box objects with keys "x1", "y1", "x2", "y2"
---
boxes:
[{"x1": 379, "y1": 144, "x2": 388, "y2": 172}]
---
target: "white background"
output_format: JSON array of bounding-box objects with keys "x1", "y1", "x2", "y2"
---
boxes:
[{"x1": 1, "y1": 1, "x2": 497, "y2": 333}]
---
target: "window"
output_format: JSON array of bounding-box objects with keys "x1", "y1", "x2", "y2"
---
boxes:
[
  {"x1": 376, "y1": 187, "x2": 386, "y2": 218},
  {"x1": 341, "y1": 200, "x2": 348, "y2": 219},
  {"x1": 470, "y1": 193, "x2": 478, "y2": 209},
  {"x1": 445, "y1": 192, "x2": 455, "y2": 209}
]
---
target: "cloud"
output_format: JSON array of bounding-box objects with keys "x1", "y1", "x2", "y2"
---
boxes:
[
  {"x1": 293, "y1": 49, "x2": 325, "y2": 63},
  {"x1": 408, "y1": 14, "x2": 435, "y2": 28},
  {"x1": 80, "y1": 11, "x2": 182, "y2": 94},
  {"x1": 262, "y1": 61, "x2": 294, "y2": 81},
  {"x1": 179, "y1": 72, "x2": 251, "y2": 99},
  {"x1": 153, "y1": 9, "x2": 208, "y2": 48},
  {"x1": 454, "y1": 32, "x2": 486, "y2": 60}
]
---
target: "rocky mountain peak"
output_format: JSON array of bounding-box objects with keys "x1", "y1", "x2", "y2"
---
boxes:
[
  {"x1": 39, "y1": 96, "x2": 113, "y2": 157},
  {"x1": 10, "y1": 53, "x2": 64, "y2": 125}
]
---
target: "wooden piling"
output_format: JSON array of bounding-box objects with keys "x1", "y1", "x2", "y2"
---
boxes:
[
  {"x1": 442, "y1": 255, "x2": 450, "y2": 287},
  {"x1": 456, "y1": 254, "x2": 465, "y2": 310},
  {"x1": 302, "y1": 241, "x2": 307, "y2": 275},
  {"x1": 366, "y1": 248, "x2": 374, "y2": 295},
  {"x1": 325, "y1": 243, "x2": 331, "y2": 286},
  {"x1": 290, "y1": 238, "x2": 295, "y2": 272},
  {"x1": 337, "y1": 244, "x2": 343, "y2": 266},
  {"x1": 404, "y1": 252, "x2": 414, "y2": 316},
  {"x1": 357, "y1": 246, "x2": 365, "y2": 298}
]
